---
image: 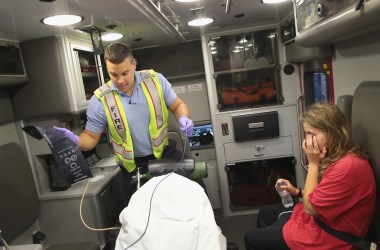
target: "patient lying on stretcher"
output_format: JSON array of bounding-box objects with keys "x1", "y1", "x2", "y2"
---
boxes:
[{"x1": 115, "y1": 173, "x2": 227, "y2": 250}]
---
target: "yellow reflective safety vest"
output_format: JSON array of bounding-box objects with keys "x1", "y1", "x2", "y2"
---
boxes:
[{"x1": 94, "y1": 69, "x2": 169, "y2": 172}]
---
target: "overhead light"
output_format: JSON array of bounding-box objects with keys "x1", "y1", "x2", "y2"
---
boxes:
[
  {"x1": 41, "y1": 14, "x2": 83, "y2": 26},
  {"x1": 101, "y1": 33, "x2": 124, "y2": 41},
  {"x1": 188, "y1": 17, "x2": 214, "y2": 27},
  {"x1": 261, "y1": 0, "x2": 289, "y2": 3}
]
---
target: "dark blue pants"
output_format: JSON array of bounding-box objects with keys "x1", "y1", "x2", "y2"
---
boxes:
[{"x1": 244, "y1": 203, "x2": 293, "y2": 250}]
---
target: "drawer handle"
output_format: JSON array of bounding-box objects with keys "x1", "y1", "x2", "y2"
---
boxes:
[
  {"x1": 255, "y1": 145, "x2": 265, "y2": 156},
  {"x1": 249, "y1": 122, "x2": 264, "y2": 129},
  {"x1": 255, "y1": 145, "x2": 265, "y2": 151}
]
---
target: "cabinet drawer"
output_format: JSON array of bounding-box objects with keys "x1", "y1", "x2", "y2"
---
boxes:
[{"x1": 224, "y1": 136, "x2": 293, "y2": 162}]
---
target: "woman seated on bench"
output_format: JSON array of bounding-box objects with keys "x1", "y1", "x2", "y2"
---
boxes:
[{"x1": 244, "y1": 102, "x2": 376, "y2": 250}]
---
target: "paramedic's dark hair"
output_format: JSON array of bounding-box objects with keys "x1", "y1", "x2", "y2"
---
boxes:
[{"x1": 104, "y1": 42, "x2": 134, "y2": 64}]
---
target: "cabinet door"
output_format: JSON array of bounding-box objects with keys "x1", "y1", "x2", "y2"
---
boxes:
[
  {"x1": 224, "y1": 136, "x2": 294, "y2": 162},
  {"x1": 295, "y1": 0, "x2": 356, "y2": 32},
  {"x1": 66, "y1": 40, "x2": 102, "y2": 110},
  {"x1": 209, "y1": 29, "x2": 283, "y2": 112},
  {"x1": 15, "y1": 36, "x2": 101, "y2": 119}
]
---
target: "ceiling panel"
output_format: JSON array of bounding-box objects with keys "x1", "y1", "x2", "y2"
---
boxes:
[{"x1": 0, "y1": 0, "x2": 293, "y2": 48}]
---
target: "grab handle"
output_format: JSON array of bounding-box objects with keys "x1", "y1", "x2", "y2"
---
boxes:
[{"x1": 296, "y1": 94, "x2": 308, "y2": 170}]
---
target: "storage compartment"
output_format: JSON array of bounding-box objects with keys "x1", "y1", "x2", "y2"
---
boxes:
[
  {"x1": 39, "y1": 170, "x2": 123, "y2": 246},
  {"x1": 280, "y1": 14, "x2": 296, "y2": 44},
  {"x1": 98, "y1": 172, "x2": 124, "y2": 227},
  {"x1": 0, "y1": 40, "x2": 28, "y2": 87},
  {"x1": 208, "y1": 28, "x2": 283, "y2": 112},
  {"x1": 76, "y1": 49, "x2": 101, "y2": 100},
  {"x1": 224, "y1": 136, "x2": 293, "y2": 162},
  {"x1": 133, "y1": 40, "x2": 204, "y2": 79},
  {"x1": 295, "y1": 0, "x2": 356, "y2": 32},
  {"x1": 294, "y1": 0, "x2": 380, "y2": 46},
  {"x1": 12, "y1": 36, "x2": 102, "y2": 119},
  {"x1": 216, "y1": 68, "x2": 278, "y2": 110},
  {"x1": 232, "y1": 111, "x2": 279, "y2": 142},
  {"x1": 226, "y1": 156, "x2": 296, "y2": 210}
]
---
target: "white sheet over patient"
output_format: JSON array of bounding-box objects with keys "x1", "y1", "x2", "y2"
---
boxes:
[{"x1": 115, "y1": 173, "x2": 227, "y2": 250}]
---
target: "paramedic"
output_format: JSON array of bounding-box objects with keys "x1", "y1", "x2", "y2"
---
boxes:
[
  {"x1": 56, "y1": 42, "x2": 194, "y2": 205},
  {"x1": 244, "y1": 102, "x2": 376, "y2": 249}
]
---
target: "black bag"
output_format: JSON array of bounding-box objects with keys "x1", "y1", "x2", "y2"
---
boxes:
[
  {"x1": 314, "y1": 217, "x2": 378, "y2": 250},
  {"x1": 47, "y1": 156, "x2": 70, "y2": 191}
]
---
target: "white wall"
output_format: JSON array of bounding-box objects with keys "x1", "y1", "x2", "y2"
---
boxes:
[{"x1": 333, "y1": 32, "x2": 380, "y2": 99}]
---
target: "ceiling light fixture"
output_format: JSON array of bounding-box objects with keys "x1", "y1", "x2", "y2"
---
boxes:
[
  {"x1": 260, "y1": 0, "x2": 289, "y2": 3},
  {"x1": 188, "y1": 17, "x2": 214, "y2": 27},
  {"x1": 41, "y1": 14, "x2": 83, "y2": 26},
  {"x1": 101, "y1": 33, "x2": 124, "y2": 41}
]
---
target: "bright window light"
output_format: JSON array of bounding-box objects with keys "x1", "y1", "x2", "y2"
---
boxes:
[
  {"x1": 188, "y1": 17, "x2": 214, "y2": 27},
  {"x1": 101, "y1": 33, "x2": 124, "y2": 41},
  {"x1": 41, "y1": 14, "x2": 83, "y2": 26},
  {"x1": 261, "y1": 0, "x2": 289, "y2": 3}
]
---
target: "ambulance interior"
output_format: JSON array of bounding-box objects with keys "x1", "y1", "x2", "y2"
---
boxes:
[{"x1": 1, "y1": 0, "x2": 380, "y2": 249}]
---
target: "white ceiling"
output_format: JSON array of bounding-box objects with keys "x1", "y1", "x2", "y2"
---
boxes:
[{"x1": 0, "y1": 0, "x2": 293, "y2": 48}]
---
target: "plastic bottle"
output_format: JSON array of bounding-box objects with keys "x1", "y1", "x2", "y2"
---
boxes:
[{"x1": 276, "y1": 179, "x2": 294, "y2": 208}]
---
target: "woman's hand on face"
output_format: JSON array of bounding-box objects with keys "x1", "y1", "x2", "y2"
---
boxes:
[{"x1": 302, "y1": 134, "x2": 327, "y2": 165}]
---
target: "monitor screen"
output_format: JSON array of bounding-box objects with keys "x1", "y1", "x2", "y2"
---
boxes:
[{"x1": 189, "y1": 124, "x2": 214, "y2": 149}]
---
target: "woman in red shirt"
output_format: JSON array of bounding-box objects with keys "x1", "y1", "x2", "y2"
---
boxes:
[{"x1": 244, "y1": 102, "x2": 376, "y2": 250}]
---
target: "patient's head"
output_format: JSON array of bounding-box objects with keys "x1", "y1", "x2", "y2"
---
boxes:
[{"x1": 302, "y1": 102, "x2": 368, "y2": 176}]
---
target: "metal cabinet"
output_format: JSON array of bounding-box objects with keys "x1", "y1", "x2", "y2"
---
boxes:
[
  {"x1": 209, "y1": 104, "x2": 303, "y2": 216},
  {"x1": 12, "y1": 36, "x2": 104, "y2": 119},
  {"x1": 295, "y1": 0, "x2": 356, "y2": 32},
  {"x1": 39, "y1": 169, "x2": 123, "y2": 246},
  {"x1": 224, "y1": 136, "x2": 293, "y2": 162},
  {"x1": 293, "y1": 0, "x2": 380, "y2": 46},
  {"x1": 207, "y1": 28, "x2": 283, "y2": 112}
]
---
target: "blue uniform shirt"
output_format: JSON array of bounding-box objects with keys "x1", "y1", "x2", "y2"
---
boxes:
[{"x1": 86, "y1": 71, "x2": 177, "y2": 157}]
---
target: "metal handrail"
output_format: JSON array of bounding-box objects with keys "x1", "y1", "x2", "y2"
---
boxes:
[{"x1": 296, "y1": 94, "x2": 308, "y2": 170}]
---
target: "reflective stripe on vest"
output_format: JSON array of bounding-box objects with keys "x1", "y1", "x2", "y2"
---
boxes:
[
  {"x1": 95, "y1": 83, "x2": 135, "y2": 171},
  {"x1": 140, "y1": 69, "x2": 169, "y2": 157},
  {"x1": 94, "y1": 70, "x2": 168, "y2": 172}
]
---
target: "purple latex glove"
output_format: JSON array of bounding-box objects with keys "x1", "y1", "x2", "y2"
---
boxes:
[
  {"x1": 179, "y1": 115, "x2": 194, "y2": 137},
  {"x1": 54, "y1": 127, "x2": 78, "y2": 145}
]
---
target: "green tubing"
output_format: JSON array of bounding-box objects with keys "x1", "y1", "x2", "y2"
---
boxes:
[{"x1": 141, "y1": 161, "x2": 208, "y2": 180}]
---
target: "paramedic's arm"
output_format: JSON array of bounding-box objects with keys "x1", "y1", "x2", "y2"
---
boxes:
[
  {"x1": 302, "y1": 135, "x2": 327, "y2": 216},
  {"x1": 168, "y1": 96, "x2": 190, "y2": 120},
  {"x1": 78, "y1": 129, "x2": 101, "y2": 151}
]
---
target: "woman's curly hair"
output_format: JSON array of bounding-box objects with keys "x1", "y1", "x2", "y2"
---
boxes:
[{"x1": 301, "y1": 102, "x2": 368, "y2": 179}]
